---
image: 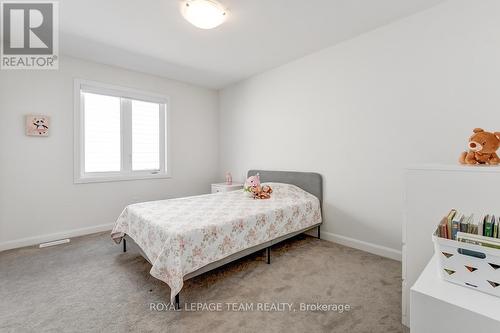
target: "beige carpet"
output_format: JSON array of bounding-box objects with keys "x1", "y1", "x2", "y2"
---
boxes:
[{"x1": 0, "y1": 232, "x2": 403, "y2": 332}]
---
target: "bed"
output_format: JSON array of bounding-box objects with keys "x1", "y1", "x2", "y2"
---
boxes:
[{"x1": 111, "y1": 170, "x2": 323, "y2": 307}]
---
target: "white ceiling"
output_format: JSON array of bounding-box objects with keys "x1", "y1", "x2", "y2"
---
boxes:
[{"x1": 60, "y1": 0, "x2": 445, "y2": 89}]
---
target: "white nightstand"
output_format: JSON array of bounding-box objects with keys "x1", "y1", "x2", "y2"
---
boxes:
[{"x1": 211, "y1": 183, "x2": 243, "y2": 194}]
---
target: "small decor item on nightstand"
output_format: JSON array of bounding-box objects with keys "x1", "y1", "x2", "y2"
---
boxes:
[
  {"x1": 225, "y1": 172, "x2": 232, "y2": 185},
  {"x1": 459, "y1": 128, "x2": 500, "y2": 165},
  {"x1": 25, "y1": 115, "x2": 50, "y2": 136}
]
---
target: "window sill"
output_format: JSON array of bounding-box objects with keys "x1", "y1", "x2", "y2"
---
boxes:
[{"x1": 74, "y1": 173, "x2": 171, "y2": 184}]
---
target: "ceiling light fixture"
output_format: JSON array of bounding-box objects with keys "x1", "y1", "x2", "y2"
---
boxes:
[{"x1": 181, "y1": 0, "x2": 227, "y2": 30}]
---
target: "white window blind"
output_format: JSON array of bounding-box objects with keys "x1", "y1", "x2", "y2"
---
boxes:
[
  {"x1": 74, "y1": 80, "x2": 169, "y2": 183},
  {"x1": 83, "y1": 92, "x2": 121, "y2": 173},
  {"x1": 132, "y1": 100, "x2": 160, "y2": 171}
]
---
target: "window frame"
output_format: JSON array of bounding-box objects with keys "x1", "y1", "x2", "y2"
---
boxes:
[{"x1": 74, "y1": 79, "x2": 171, "y2": 184}]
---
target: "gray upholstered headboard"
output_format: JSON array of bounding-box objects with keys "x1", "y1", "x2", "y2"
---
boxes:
[{"x1": 247, "y1": 170, "x2": 323, "y2": 207}]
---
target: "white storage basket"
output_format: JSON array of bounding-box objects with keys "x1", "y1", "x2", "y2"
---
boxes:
[{"x1": 433, "y1": 232, "x2": 500, "y2": 297}]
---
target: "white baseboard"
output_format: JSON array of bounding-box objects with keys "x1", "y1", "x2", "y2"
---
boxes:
[
  {"x1": 0, "y1": 223, "x2": 114, "y2": 252},
  {"x1": 1, "y1": 224, "x2": 402, "y2": 262},
  {"x1": 321, "y1": 231, "x2": 402, "y2": 261}
]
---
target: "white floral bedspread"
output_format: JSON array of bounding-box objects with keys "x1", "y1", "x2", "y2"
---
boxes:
[{"x1": 111, "y1": 183, "x2": 322, "y2": 301}]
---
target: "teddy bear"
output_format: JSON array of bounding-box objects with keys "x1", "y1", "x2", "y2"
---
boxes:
[
  {"x1": 249, "y1": 185, "x2": 273, "y2": 199},
  {"x1": 459, "y1": 128, "x2": 500, "y2": 165}
]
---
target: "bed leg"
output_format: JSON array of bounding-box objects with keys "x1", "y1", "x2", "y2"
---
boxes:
[
  {"x1": 318, "y1": 225, "x2": 321, "y2": 240},
  {"x1": 175, "y1": 293, "x2": 180, "y2": 310},
  {"x1": 266, "y1": 247, "x2": 271, "y2": 264},
  {"x1": 123, "y1": 238, "x2": 127, "y2": 253}
]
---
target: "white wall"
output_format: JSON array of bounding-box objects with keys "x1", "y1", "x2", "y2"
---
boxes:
[
  {"x1": 219, "y1": 0, "x2": 500, "y2": 258},
  {"x1": 0, "y1": 56, "x2": 219, "y2": 250}
]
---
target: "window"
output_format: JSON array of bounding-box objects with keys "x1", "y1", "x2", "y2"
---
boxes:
[{"x1": 74, "y1": 80, "x2": 170, "y2": 183}]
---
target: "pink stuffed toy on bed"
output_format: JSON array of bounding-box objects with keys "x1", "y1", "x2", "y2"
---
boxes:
[{"x1": 244, "y1": 174, "x2": 260, "y2": 190}]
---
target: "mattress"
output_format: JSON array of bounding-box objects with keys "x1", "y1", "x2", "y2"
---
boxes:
[{"x1": 111, "y1": 182, "x2": 322, "y2": 301}]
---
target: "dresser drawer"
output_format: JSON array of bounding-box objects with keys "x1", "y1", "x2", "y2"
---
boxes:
[
  {"x1": 211, "y1": 183, "x2": 243, "y2": 194},
  {"x1": 211, "y1": 185, "x2": 224, "y2": 193}
]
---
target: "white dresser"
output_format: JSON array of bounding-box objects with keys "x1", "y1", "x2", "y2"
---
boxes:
[
  {"x1": 403, "y1": 164, "x2": 500, "y2": 327},
  {"x1": 211, "y1": 183, "x2": 243, "y2": 194}
]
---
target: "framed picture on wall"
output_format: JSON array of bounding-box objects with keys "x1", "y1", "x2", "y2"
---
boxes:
[{"x1": 25, "y1": 115, "x2": 50, "y2": 137}]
